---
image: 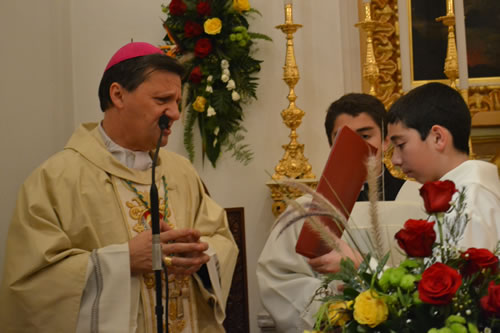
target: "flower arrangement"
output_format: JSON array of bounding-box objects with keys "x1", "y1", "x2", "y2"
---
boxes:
[
  {"x1": 285, "y1": 177, "x2": 500, "y2": 333},
  {"x1": 161, "y1": 0, "x2": 271, "y2": 167},
  {"x1": 305, "y1": 180, "x2": 500, "y2": 333}
]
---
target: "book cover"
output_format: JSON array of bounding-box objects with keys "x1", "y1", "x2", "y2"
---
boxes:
[{"x1": 295, "y1": 125, "x2": 377, "y2": 258}]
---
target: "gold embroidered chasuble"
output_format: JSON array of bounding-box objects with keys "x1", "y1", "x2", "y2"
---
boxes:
[
  {"x1": 117, "y1": 179, "x2": 197, "y2": 333},
  {"x1": 0, "y1": 123, "x2": 238, "y2": 333}
]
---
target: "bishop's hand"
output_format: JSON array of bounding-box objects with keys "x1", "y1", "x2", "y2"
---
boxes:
[{"x1": 128, "y1": 222, "x2": 209, "y2": 275}]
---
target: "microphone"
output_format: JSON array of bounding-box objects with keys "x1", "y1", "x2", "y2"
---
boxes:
[{"x1": 159, "y1": 114, "x2": 170, "y2": 130}]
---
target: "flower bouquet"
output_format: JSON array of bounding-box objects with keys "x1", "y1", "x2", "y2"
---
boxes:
[
  {"x1": 287, "y1": 178, "x2": 500, "y2": 333},
  {"x1": 161, "y1": 0, "x2": 271, "y2": 167}
]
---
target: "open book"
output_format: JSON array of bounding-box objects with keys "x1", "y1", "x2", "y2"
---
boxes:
[{"x1": 295, "y1": 125, "x2": 377, "y2": 258}]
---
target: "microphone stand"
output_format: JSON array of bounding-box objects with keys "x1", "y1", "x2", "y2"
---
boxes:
[{"x1": 151, "y1": 115, "x2": 170, "y2": 333}]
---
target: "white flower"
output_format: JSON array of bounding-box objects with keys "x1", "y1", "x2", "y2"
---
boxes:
[
  {"x1": 231, "y1": 90, "x2": 240, "y2": 101},
  {"x1": 221, "y1": 74, "x2": 230, "y2": 83},
  {"x1": 207, "y1": 106, "x2": 216, "y2": 117},
  {"x1": 207, "y1": 75, "x2": 213, "y2": 82},
  {"x1": 214, "y1": 126, "x2": 220, "y2": 136},
  {"x1": 220, "y1": 59, "x2": 229, "y2": 69},
  {"x1": 226, "y1": 79, "x2": 236, "y2": 90},
  {"x1": 222, "y1": 68, "x2": 230, "y2": 76},
  {"x1": 206, "y1": 85, "x2": 213, "y2": 93}
]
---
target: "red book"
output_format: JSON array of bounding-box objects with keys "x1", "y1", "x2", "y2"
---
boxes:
[{"x1": 295, "y1": 126, "x2": 377, "y2": 258}]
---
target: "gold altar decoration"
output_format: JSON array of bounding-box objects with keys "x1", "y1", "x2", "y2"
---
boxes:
[
  {"x1": 355, "y1": 1, "x2": 380, "y2": 97},
  {"x1": 266, "y1": 2, "x2": 317, "y2": 217},
  {"x1": 355, "y1": 0, "x2": 407, "y2": 179},
  {"x1": 357, "y1": 0, "x2": 402, "y2": 110},
  {"x1": 359, "y1": 0, "x2": 499, "y2": 166},
  {"x1": 435, "y1": 0, "x2": 477, "y2": 159},
  {"x1": 436, "y1": 0, "x2": 459, "y2": 88}
]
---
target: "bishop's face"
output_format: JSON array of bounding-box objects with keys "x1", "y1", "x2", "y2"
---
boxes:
[{"x1": 116, "y1": 70, "x2": 181, "y2": 152}]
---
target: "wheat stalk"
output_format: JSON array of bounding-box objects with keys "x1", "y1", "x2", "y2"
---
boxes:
[
  {"x1": 283, "y1": 198, "x2": 340, "y2": 252},
  {"x1": 280, "y1": 180, "x2": 372, "y2": 268},
  {"x1": 366, "y1": 155, "x2": 384, "y2": 259}
]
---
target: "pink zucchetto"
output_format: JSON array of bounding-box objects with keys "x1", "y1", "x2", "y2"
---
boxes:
[{"x1": 104, "y1": 42, "x2": 164, "y2": 72}]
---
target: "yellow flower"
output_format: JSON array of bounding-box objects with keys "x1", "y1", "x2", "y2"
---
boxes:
[
  {"x1": 192, "y1": 96, "x2": 207, "y2": 112},
  {"x1": 233, "y1": 0, "x2": 250, "y2": 12},
  {"x1": 353, "y1": 290, "x2": 388, "y2": 328},
  {"x1": 203, "y1": 18, "x2": 222, "y2": 35},
  {"x1": 328, "y1": 300, "x2": 353, "y2": 326}
]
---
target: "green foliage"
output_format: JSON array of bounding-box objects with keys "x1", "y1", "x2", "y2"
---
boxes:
[
  {"x1": 183, "y1": 105, "x2": 197, "y2": 162},
  {"x1": 162, "y1": 0, "x2": 271, "y2": 167}
]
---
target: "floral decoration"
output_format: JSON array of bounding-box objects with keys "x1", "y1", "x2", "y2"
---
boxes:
[
  {"x1": 292, "y1": 179, "x2": 500, "y2": 333},
  {"x1": 161, "y1": 0, "x2": 271, "y2": 167}
]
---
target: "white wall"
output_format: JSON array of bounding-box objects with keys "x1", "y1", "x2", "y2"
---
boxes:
[
  {"x1": 0, "y1": 1, "x2": 361, "y2": 332},
  {"x1": 0, "y1": 0, "x2": 74, "y2": 274}
]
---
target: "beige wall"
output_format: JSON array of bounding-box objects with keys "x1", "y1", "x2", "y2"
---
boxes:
[
  {"x1": 0, "y1": 0, "x2": 74, "y2": 276},
  {"x1": 0, "y1": 1, "x2": 361, "y2": 332}
]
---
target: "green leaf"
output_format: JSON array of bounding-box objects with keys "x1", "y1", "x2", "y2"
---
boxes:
[
  {"x1": 248, "y1": 32, "x2": 273, "y2": 42},
  {"x1": 247, "y1": 8, "x2": 262, "y2": 16},
  {"x1": 376, "y1": 252, "x2": 391, "y2": 276},
  {"x1": 183, "y1": 106, "x2": 197, "y2": 162}
]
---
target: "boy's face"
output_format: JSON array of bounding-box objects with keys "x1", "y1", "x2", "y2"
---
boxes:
[
  {"x1": 332, "y1": 113, "x2": 385, "y2": 175},
  {"x1": 388, "y1": 121, "x2": 439, "y2": 183}
]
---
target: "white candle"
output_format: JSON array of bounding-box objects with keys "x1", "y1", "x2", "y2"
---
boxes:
[{"x1": 362, "y1": 0, "x2": 371, "y2": 3}]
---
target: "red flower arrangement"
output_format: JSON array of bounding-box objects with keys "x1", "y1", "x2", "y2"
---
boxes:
[
  {"x1": 189, "y1": 66, "x2": 203, "y2": 84},
  {"x1": 461, "y1": 248, "x2": 499, "y2": 277},
  {"x1": 162, "y1": 0, "x2": 271, "y2": 167},
  {"x1": 193, "y1": 38, "x2": 212, "y2": 58},
  {"x1": 184, "y1": 21, "x2": 203, "y2": 38},
  {"x1": 310, "y1": 180, "x2": 500, "y2": 332},
  {"x1": 168, "y1": 0, "x2": 187, "y2": 16},
  {"x1": 481, "y1": 282, "x2": 500, "y2": 315},
  {"x1": 196, "y1": 1, "x2": 211, "y2": 16},
  {"x1": 419, "y1": 180, "x2": 457, "y2": 213},
  {"x1": 418, "y1": 263, "x2": 462, "y2": 305},
  {"x1": 395, "y1": 219, "x2": 436, "y2": 257}
]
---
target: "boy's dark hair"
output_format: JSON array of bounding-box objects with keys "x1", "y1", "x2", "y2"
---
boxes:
[
  {"x1": 324, "y1": 93, "x2": 387, "y2": 146},
  {"x1": 98, "y1": 54, "x2": 185, "y2": 111},
  {"x1": 387, "y1": 82, "x2": 471, "y2": 154}
]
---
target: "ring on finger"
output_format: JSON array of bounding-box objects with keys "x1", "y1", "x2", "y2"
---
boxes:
[{"x1": 163, "y1": 256, "x2": 173, "y2": 267}]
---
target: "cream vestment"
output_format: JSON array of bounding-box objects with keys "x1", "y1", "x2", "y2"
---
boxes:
[{"x1": 0, "y1": 123, "x2": 238, "y2": 333}]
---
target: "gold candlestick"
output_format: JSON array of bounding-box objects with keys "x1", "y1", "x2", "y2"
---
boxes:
[
  {"x1": 267, "y1": 3, "x2": 317, "y2": 217},
  {"x1": 356, "y1": 1, "x2": 380, "y2": 96},
  {"x1": 436, "y1": 0, "x2": 459, "y2": 88}
]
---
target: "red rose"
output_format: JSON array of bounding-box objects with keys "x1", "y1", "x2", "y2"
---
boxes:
[
  {"x1": 418, "y1": 263, "x2": 462, "y2": 305},
  {"x1": 189, "y1": 66, "x2": 203, "y2": 84},
  {"x1": 194, "y1": 38, "x2": 212, "y2": 58},
  {"x1": 419, "y1": 180, "x2": 457, "y2": 213},
  {"x1": 460, "y1": 248, "x2": 499, "y2": 277},
  {"x1": 196, "y1": 1, "x2": 211, "y2": 16},
  {"x1": 395, "y1": 219, "x2": 436, "y2": 257},
  {"x1": 169, "y1": 0, "x2": 187, "y2": 16},
  {"x1": 481, "y1": 281, "x2": 500, "y2": 315},
  {"x1": 184, "y1": 21, "x2": 203, "y2": 38}
]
